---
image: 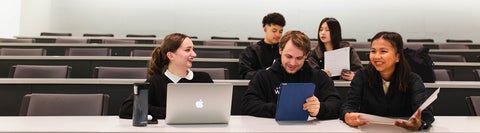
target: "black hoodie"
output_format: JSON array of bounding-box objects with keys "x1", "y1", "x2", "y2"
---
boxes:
[{"x1": 241, "y1": 58, "x2": 342, "y2": 119}]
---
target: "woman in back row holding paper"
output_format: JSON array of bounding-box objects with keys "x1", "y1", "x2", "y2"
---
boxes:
[
  {"x1": 308, "y1": 17, "x2": 362, "y2": 81},
  {"x1": 340, "y1": 31, "x2": 434, "y2": 131}
]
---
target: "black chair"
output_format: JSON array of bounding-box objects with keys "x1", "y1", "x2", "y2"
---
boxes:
[
  {"x1": 437, "y1": 44, "x2": 469, "y2": 49},
  {"x1": 474, "y1": 69, "x2": 480, "y2": 81},
  {"x1": 350, "y1": 42, "x2": 370, "y2": 49},
  {"x1": 465, "y1": 96, "x2": 480, "y2": 116},
  {"x1": 130, "y1": 49, "x2": 152, "y2": 57},
  {"x1": 0, "y1": 38, "x2": 34, "y2": 43},
  {"x1": 191, "y1": 68, "x2": 229, "y2": 79},
  {"x1": 55, "y1": 38, "x2": 88, "y2": 43},
  {"x1": 188, "y1": 36, "x2": 198, "y2": 39},
  {"x1": 83, "y1": 33, "x2": 114, "y2": 37},
  {"x1": 0, "y1": 48, "x2": 46, "y2": 56},
  {"x1": 93, "y1": 66, "x2": 147, "y2": 79},
  {"x1": 342, "y1": 38, "x2": 357, "y2": 42},
  {"x1": 126, "y1": 34, "x2": 156, "y2": 38},
  {"x1": 403, "y1": 43, "x2": 424, "y2": 49},
  {"x1": 40, "y1": 32, "x2": 72, "y2": 36},
  {"x1": 434, "y1": 69, "x2": 452, "y2": 81},
  {"x1": 446, "y1": 39, "x2": 472, "y2": 43},
  {"x1": 195, "y1": 50, "x2": 233, "y2": 58},
  {"x1": 211, "y1": 36, "x2": 239, "y2": 40},
  {"x1": 65, "y1": 48, "x2": 111, "y2": 56},
  {"x1": 103, "y1": 39, "x2": 135, "y2": 44},
  {"x1": 407, "y1": 39, "x2": 434, "y2": 43},
  {"x1": 9, "y1": 65, "x2": 71, "y2": 78},
  {"x1": 247, "y1": 37, "x2": 263, "y2": 40},
  {"x1": 19, "y1": 93, "x2": 109, "y2": 116},
  {"x1": 203, "y1": 41, "x2": 236, "y2": 46},
  {"x1": 429, "y1": 54, "x2": 466, "y2": 62}
]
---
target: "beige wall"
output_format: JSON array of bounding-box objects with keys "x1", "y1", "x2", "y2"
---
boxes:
[{"x1": 19, "y1": 0, "x2": 480, "y2": 42}]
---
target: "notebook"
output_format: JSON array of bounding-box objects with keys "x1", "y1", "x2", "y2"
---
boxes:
[
  {"x1": 275, "y1": 83, "x2": 316, "y2": 121},
  {"x1": 165, "y1": 83, "x2": 233, "y2": 124}
]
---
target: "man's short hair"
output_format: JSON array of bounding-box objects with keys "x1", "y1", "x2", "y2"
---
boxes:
[
  {"x1": 279, "y1": 31, "x2": 311, "y2": 55},
  {"x1": 262, "y1": 12, "x2": 286, "y2": 27}
]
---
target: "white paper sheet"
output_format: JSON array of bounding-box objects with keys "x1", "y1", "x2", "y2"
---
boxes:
[
  {"x1": 358, "y1": 87, "x2": 440, "y2": 125},
  {"x1": 324, "y1": 47, "x2": 350, "y2": 76}
]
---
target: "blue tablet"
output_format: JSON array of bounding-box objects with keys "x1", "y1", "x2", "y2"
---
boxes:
[{"x1": 275, "y1": 83, "x2": 315, "y2": 121}]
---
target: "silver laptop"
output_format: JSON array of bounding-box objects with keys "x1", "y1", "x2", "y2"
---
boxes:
[{"x1": 165, "y1": 83, "x2": 233, "y2": 124}]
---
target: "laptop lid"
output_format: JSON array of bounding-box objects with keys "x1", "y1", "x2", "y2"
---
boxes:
[
  {"x1": 275, "y1": 83, "x2": 315, "y2": 121},
  {"x1": 165, "y1": 83, "x2": 233, "y2": 124}
]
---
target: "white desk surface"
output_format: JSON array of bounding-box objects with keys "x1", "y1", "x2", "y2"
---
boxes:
[{"x1": 0, "y1": 116, "x2": 478, "y2": 132}]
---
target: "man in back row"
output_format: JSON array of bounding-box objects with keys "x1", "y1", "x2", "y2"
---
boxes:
[
  {"x1": 242, "y1": 30, "x2": 341, "y2": 119},
  {"x1": 239, "y1": 12, "x2": 285, "y2": 79}
]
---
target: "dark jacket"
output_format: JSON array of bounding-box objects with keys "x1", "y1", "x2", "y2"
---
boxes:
[
  {"x1": 340, "y1": 68, "x2": 434, "y2": 129},
  {"x1": 238, "y1": 39, "x2": 280, "y2": 79},
  {"x1": 242, "y1": 58, "x2": 342, "y2": 119},
  {"x1": 118, "y1": 72, "x2": 213, "y2": 119},
  {"x1": 307, "y1": 42, "x2": 363, "y2": 77}
]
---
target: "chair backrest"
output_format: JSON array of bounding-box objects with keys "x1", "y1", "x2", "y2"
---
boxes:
[
  {"x1": 19, "y1": 93, "x2": 109, "y2": 116},
  {"x1": 83, "y1": 33, "x2": 114, "y2": 37},
  {"x1": 130, "y1": 49, "x2": 152, "y2": 57},
  {"x1": 191, "y1": 68, "x2": 229, "y2": 79},
  {"x1": 40, "y1": 32, "x2": 72, "y2": 36},
  {"x1": 0, "y1": 48, "x2": 46, "y2": 56},
  {"x1": 188, "y1": 36, "x2": 198, "y2": 39},
  {"x1": 9, "y1": 65, "x2": 71, "y2": 78},
  {"x1": 247, "y1": 37, "x2": 263, "y2": 40},
  {"x1": 103, "y1": 39, "x2": 135, "y2": 44},
  {"x1": 437, "y1": 44, "x2": 469, "y2": 49},
  {"x1": 126, "y1": 34, "x2": 156, "y2": 38},
  {"x1": 446, "y1": 39, "x2": 472, "y2": 43},
  {"x1": 0, "y1": 38, "x2": 34, "y2": 43},
  {"x1": 55, "y1": 38, "x2": 88, "y2": 43},
  {"x1": 465, "y1": 96, "x2": 480, "y2": 116},
  {"x1": 407, "y1": 39, "x2": 434, "y2": 43},
  {"x1": 429, "y1": 54, "x2": 466, "y2": 62},
  {"x1": 94, "y1": 66, "x2": 147, "y2": 79},
  {"x1": 342, "y1": 38, "x2": 357, "y2": 42},
  {"x1": 403, "y1": 43, "x2": 424, "y2": 49},
  {"x1": 434, "y1": 69, "x2": 452, "y2": 81},
  {"x1": 211, "y1": 36, "x2": 239, "y2": 40},
  {"x1": 350, "y1": 42, "x2": 370, "y2": 49},
  {"x1": 65, "y1": 48, "x2": 111, "y2": 56},
  {"x1": 203, "y1": 41, "x2": 236, "y2": 46},
  {"x1": 474, "y1": 69, "x2": 480, "y2": 81},
  {"x1": 195, "y1": 50, "x2": 233, "y2": 58}
]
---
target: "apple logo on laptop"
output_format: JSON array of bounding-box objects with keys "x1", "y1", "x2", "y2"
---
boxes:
[{"x1": 195, "y1": 99, "x2": 204, "y2": 109}]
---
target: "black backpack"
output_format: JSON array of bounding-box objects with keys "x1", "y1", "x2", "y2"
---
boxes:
[{"x1": 403, "y1": 47, "x2": 436, "y2": 82}]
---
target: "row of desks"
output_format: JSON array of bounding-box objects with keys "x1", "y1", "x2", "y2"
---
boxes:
[
  {"x1": 0, "y1": 116, "x2": 478, "y2": 132},
  {"x1": 0, "y1": 56, "x2": 479, "y2": 80},
  {"x1": 0, "y1": 79, "x2": 479, "y2": 117}
]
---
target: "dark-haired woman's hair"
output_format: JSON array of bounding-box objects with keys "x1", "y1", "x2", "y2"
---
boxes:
[
  {"x1": 367, "y1": 31, "x2": 411, "y2": 92},
  {"x1": 147, "y1": 33, "x2": 189, "y2": 77},
  {"x1": 314, "y1": 17, "x2": 342, "y2": 53}
]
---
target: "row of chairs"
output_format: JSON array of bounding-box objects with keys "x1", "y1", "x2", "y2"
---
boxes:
[
  {"x1": 0, "y1": 48, "x2": 238, "y2": 58},
  {"x1": 9, "y1": 65, "x2": 230, "y2": 79},
  {"x1": 42, "y1": 32, "x2": 476, "y2": 43},
  {"x1": 350, "y1": 42, "x2": 471, "y2": 49},
  {"x1": 434, "y1": 69, "x2": 480, "y2": 81}
]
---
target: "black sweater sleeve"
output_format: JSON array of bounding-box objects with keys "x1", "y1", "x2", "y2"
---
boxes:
[
  {"x1": 241, "y1": 72, "x2": 277, "y2": 118},
  {"x1": 314, "y1": 70, "x2": 342, "y2": 119}
]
